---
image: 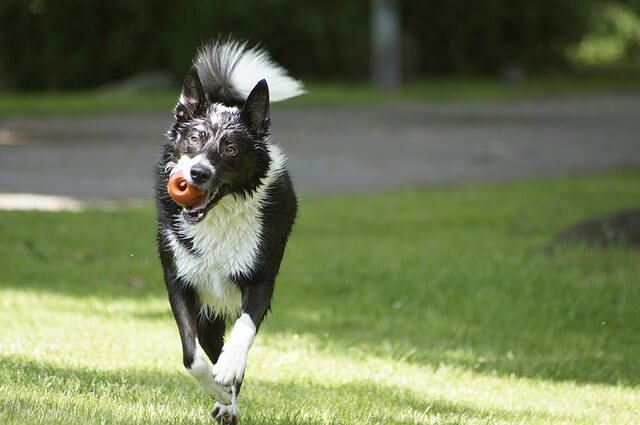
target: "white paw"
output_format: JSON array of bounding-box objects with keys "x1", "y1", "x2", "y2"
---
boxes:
[
  {"x1": 212, "y1": 401, "x2": 239, "y2": 425},
  {"x1": 191, "y1": 369, "x2": 231, "y2": 404},
  {"x1": 187, "y1": 349, "x2": 232, "y2": 404},
  {"x1": 212, "y1": 313, "x2": 256, "y2": 387},
  {"x1": 203, "y1": 377, "x2": 232, "y2": 405},
  {"x1": 212, "y1": 345, "x2": 247, "y2": 386}
]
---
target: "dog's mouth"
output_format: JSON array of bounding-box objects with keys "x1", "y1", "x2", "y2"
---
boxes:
[{"x1": 182, "y1": 186, "x2": 226, "y2": 223}]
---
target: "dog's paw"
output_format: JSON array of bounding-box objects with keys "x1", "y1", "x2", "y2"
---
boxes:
[
  {"x1": 211, "y1": 401, "x2": 239, "y2": 425},
  {"x1": 194, "y1": 375, "x2": 231, "y2": 404},
  {"x1": 187, "y1": 352, "x2": 232, "y2": 404},
  {"x1": 206, "y1": 378, "x2": 232, "y2": 405},
  {"x1": 212, "y1": 346, "x2": 247, "y2": 386}
]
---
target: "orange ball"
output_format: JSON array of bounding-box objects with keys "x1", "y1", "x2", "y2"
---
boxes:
[{"x1": 167, "y1": 171, "x2": 205, "y2": 206}]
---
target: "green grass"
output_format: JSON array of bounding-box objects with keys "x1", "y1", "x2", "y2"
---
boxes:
[
  {"x1": 2, "y1": 75, "x2": 640, "y2": 116},
  {"x1": 1, "y1": 170, "x2": 640, "y2": 424},
  {"x1": 286, "y1": 75, "x2": 640, "y2": 106}
]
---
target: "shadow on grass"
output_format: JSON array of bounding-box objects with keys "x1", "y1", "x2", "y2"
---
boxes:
[
  {"x1": 0, "y1": 208, "x2": 165, "y2": 300},
  {"x1": 1, "y1": 355, "x2": 575, "y2": 425}
]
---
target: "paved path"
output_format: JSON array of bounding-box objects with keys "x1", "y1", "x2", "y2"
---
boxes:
[{"x1": 1, "y1": 94, "x2": 639, "y2": 204}]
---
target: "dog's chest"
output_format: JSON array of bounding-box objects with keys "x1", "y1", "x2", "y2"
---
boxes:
[{"x1": 167, "y1": 196, "x2": 264, "y2": 316}]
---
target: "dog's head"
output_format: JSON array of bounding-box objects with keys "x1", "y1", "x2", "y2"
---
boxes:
[{"x1": 166, "y1": 67, "x2": 272, "y2": 223}]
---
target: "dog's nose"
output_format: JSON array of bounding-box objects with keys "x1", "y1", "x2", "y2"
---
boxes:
[{"x1": 190, "y1": 164, "x2": 212, "y2": 185}]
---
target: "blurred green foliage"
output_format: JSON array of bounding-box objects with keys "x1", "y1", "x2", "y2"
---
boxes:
[
  {"x1": 0, "y1": 0, "x2": 369, "y2": 90},
  {"x1": 568, "y1": 2, "x2": 640, "y2": 67},
  {"x1": 0, "y1": 0, "x2": 638, "y2": 91},
  {"x1": 402, "y1": 1, "x2": 595, "y2": 75}
]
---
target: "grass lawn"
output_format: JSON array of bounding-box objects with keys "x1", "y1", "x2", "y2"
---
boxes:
[
  {"x1": 1, "y1": 170, "x2": 639, "y2": 424},
  {"x1": 1, "y1": 75, "x2": 640, "y2": 116}
]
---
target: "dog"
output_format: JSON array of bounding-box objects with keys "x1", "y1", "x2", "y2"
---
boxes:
[{"x1": 154, "y1": 39, "x2": 303, "y2": 424}]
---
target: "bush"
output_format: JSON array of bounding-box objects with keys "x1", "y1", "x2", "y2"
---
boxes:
[
  {"x1": 568, "y1": 2, "x2": 640, "y2": 66},
  {"x1": 0, "y1": 0, "x2": 621, "y2": 90},
  {"x1": 0, "y1": 0, "x2": 369, "y2": 90},
  {"x1": 402, "y1": 1, "x2": 597, "y2": 75}
]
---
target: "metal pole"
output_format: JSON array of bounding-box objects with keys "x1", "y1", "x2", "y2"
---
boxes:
[{"x1": 371, "y1": 0, "x2": 401, "y2": 89}]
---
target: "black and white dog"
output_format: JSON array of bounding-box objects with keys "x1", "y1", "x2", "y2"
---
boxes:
[{"x1": 154, "y1": 40, "x2": 303, "y2": 424}]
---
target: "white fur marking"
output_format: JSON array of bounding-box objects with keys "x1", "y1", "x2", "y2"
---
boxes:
[
  {"x1": 167, "y1": 228, "x2": 243, "y2": 318},
  {"x1": 229, "y1": 46, "x2": 305, "y2": 101},
  {"x1": 212, "y1": 313, "x2": 256, "y2": 386},
  {"x1": 166, "y1": 145, "x2": 288, "y2": 318},
  {"x1": 168, "y1": 154, "x2": 212, "y2": 185},
  {"x1": 196, "y1": 41, "x2": 305, "y2": 102},
  {"x1": 187, "y1": 340, "x2": 232, "y2": 404},
  {"x1": 211, "y1": 103, "x2": 239, "y2": 115}
]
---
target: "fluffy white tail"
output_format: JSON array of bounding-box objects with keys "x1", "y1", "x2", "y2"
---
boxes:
[{"x1": 194, "y1": 39, "x2": 305, "y2": 103}]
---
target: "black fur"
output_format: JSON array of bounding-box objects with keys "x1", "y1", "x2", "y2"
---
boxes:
[{"x1": 154, "y1": 41, "x2": 298, "y2": 424}]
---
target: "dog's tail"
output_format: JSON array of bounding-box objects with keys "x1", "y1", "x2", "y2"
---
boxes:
[{"x1": 194, "y1": 39, "x2": 305, "y2": 105}]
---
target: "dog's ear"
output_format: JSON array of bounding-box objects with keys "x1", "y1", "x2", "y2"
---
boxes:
[
  {"x1": 174, "y1": 66, "x2": 206, "y2": 122},
  {"x1": 241, "y1": 79, "x2": 270, "y2": 139}
]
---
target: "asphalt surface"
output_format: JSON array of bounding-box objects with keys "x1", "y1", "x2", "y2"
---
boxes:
[{"x1": 1, "y1": 94, "x2": 639, "y2": 202}]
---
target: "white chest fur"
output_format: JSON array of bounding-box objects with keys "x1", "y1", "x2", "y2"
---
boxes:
[{"x1": 165, "y1": 145, "x2": 287, "y2": 317}]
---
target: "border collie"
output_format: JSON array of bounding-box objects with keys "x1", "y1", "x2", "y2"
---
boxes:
[{"x1": 154, "y1": 39, "x2": 303, "y2": 424}]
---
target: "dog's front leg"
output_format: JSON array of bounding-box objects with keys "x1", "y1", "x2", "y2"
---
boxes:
[
  {"x1": 211, "y1": 283, "x2": 272, "y2": 424},
  {"x1": 210, "y1": 312, "x2": 253, "y2": 425},
  {"x1": 211, "y1": 312, "x2": 256, "y2": 386},
  {"x1": 212, "y1": 283, "x2": 271, "y2": 386},
  {"x1": 165, "y1": 274, "x2": 231, "y2": 405}
]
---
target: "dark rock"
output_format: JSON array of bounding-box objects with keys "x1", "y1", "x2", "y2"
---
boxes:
[{"x1": 551, "y1": 207, "x2": 640, "y2": 249}]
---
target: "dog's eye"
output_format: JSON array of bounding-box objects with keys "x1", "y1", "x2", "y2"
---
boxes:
[
  {"x1": 225, "y1": 145, "x2": 238, "y2": 156},
  {"x1": 189, "y1": 135, "x2": 200, "y2": 145}
]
